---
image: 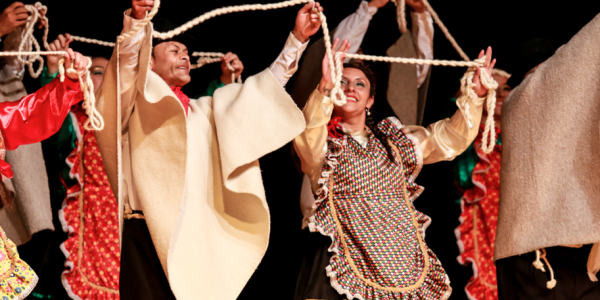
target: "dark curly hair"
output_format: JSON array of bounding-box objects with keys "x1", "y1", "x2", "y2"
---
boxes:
[{"x1": 342, "y1": 62, "x2": 395, "y2": 163}]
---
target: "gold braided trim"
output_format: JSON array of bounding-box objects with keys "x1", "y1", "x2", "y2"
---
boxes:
[
  {"x1": 76, "y1": 135, "x2": 119, "y2": 295},
  {"x1": 471, "y1": 204, "x2": 497, "y2": 289},
  {"x1": 326, "y1": 142, "x2": 430, "y2": 292}
]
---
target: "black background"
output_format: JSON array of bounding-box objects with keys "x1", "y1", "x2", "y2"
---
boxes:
[{"x1": 6, "y1": 0, "x2": 600, "y2": 298}]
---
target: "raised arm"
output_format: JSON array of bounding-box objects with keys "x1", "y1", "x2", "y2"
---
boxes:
[
  {"x1": 117, "y1": 1, "x2": 151, "y2": 127},
  {"x1": 269, "y1": 2, "x2": 323, "y2": 87},
  {"x1": 294, "y1": 39, "x2": 351, "y2": 192},
  {"x1": 407, "y1": 0, "x2": 434, "y2": 88},
  {"x1": 333, "y1": 0, "x2": 387, "y2": 60},
  {"x1": 406, "y1": 48, "x2": 496, "y2": 164},
  {"x1": 0, "y1": 50, "x2": 87, "y2": 150}
]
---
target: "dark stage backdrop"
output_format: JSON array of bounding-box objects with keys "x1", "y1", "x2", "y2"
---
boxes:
[{"x1": 7, "y1": 0, "x2": 600, "y2": 298}]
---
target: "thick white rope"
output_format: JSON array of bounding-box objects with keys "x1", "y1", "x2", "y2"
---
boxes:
[
  {"x1": 421, "y1": 0, "x2": 469, "y2": 61},
  {"x1": 395, "y1": 0, "x2": 408, "y2": 34},
  {"x1": 17, "y1": 2, "x2": 48, "y2": 78},
  {"x1": 392, "y1": 0, "x2": 469, "y2": 61},
  {"x1": 456, "y1": 58, "x2": 497, "y2": 154},
  {"x1": 0, "y1": 3, "x2": 103, "y2": 131},
  {"x1": 152, "y1": 0, "x2": 311, "y2": 40},
  {"x1": 71, "y1": 36, "x2": 116, "y2": 47},
  {"x1": 533, "y1": 249, "x2": 557, "y2": 289},
  {"x1": 58, "y1": 57, "x2": 104, "y2": 131},
  {"x1": 1, "y1": 0, "x2": 494, "y2": 145},
  {"x1": 191, "y1": 52, "x2": 242, "y2": 84}
]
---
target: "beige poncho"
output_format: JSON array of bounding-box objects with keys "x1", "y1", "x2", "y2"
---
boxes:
[
  {"x1": 95, "y1": 21, "x2": 306, "y2": 299},
  {"x1": 496, "y1": 13, "x2": 600, "y2": 279}
]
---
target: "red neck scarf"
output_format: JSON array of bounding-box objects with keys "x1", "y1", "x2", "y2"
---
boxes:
[
  {"x1": 327, "y1": 117, "x2": 344, "y2": 139},
  {"x1": 171, "y1": 86, "x2": 190, "y2": 116}
]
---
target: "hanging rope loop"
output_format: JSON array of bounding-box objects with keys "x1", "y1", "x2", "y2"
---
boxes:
[{"x1": 191, "y1": 52, "x2": 242, "y2": 84}]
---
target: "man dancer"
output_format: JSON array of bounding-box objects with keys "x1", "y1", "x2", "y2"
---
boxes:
[
  {"x1": 95, "y1": 1, "x2": 324, "y2": 299},
  {"x1": 496, "y1": 13, "x2": 600, "y2": 300}
]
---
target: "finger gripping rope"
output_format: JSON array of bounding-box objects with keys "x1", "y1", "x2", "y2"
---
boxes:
[
  {"x1": 455, "y1": 56, "x2": 498, "y2": 154},
  {"x1": 17, "y1": 2, "x2": 49, "y2": 78},
  {"x1": 58, "y1": 57, "x2": 104, "y2": 131}
]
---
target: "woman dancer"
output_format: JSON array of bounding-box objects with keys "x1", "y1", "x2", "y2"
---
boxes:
[{"x1": 294, "y1": 39, "x2": 495, "y2": 299}]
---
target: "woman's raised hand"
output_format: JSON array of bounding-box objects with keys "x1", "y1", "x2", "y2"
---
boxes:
[
  {"x1": 473, "y1": 46, "x2": 496, "y2": 97},
  {"x1": 319, "y1": 38, "x2": 350, "y2": 96}
]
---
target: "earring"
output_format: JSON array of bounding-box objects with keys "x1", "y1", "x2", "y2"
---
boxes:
[{"x1": 366, "y1": 108, "x2": 371, "y2": 116}]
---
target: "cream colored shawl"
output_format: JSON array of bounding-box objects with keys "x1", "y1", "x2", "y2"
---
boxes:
[
  {"x1": 496, "y1": 13, "x2": 600, "y2": 273},
  {"x1": 95, "y1": 23, "x2": 306, "y2": 299}
]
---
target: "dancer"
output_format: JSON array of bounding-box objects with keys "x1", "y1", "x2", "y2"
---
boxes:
[
  {"x1": 0, "y1": 49, "x2": 88, "y2": 300},
  {"x1": 452, "y1": 69, "x2": 511, "y2": 300},
  {"x1": 294, "y1": 39, "x2": 495, "y2": 299},
  {"x1": 0, "y1": 1, "x2": 53, "y2": 253},
  {"x1": 496, "y1": 14, "x2": 600, "y2": 300},
  {"x1": 94, "y1": 1, "x2": 322, "y2": 299},
  {"x1": 40, "y1": 29, "x2": 245, "y2": 299},
  {"x1": 36, "y1": 33, "x2": 119, "y2": 299},
  {"x1": 295, "y1": 0, "x2": 434, "y2": 230}
]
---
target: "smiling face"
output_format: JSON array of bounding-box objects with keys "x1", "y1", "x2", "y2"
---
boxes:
[
  {"x1": 150, "y1": 41, "x2": 191, "y2": 87},
  {"x1": 89, "y1": 57, "x2": 109, "y2": 94},
  {"x1": 332, "y1": 67, "x2": 375, "y2": 121}
]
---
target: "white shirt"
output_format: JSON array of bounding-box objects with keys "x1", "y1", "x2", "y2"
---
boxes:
[
  {"x1": 118, "y1": 11, "x2": 308, "y2": 211},
  {"x1": 333, "y1": 1, "x2": 434, "y2": 88}
]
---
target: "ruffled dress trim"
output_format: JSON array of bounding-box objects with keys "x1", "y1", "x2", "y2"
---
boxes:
[
  {"x1": 454, "y1": 128, "x2": 501, "y2": 300},
  {"x1": 58, "y1": 108, "x2": 120, "y2": 300},
  {"x1": 308, "y1": 117, "x2": 451, "y2": 300}
]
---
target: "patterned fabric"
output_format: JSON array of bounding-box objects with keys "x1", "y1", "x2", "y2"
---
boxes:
[
  {"x1": 0, "y1": 228, "x2": 37, "y2": 299},
  {"x1": 308, "y1": 117, "x2": 451, "y2": 299},
  {"x1": 455, "y1": 126, "x2": 501, "y2": 300},
  {"x1": 59, "y1": 106, "x2": 120, "y2": 299}
]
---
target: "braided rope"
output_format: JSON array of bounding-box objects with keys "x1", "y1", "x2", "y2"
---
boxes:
[
  {"x1": 397, "y1": 0, "x2": 408, "y2": 34},
  {"x1": 17, "y1": 2, "x2": 49, "y2": 78},
  {"x1": 117, "y1": 0, "x2": 161, "y2": 43},
  {"x1": 392, "y1": 0, "x2": 469, "y2": 61},
  {"x1": 0, "y1": 2, "x2": 103, "y2": 131},
  {"x1": 152, "y1": 0, "x2": 311, "y2": 40},
  {"x1": 455, "y1": 57, "x2": 497, "y2": 154},
  {"x1": 71, "y1": 36, "x2": 116, "y2": 47},
  {"x1": 58, "y1": 57, "x2": 104, "y2": 131},
  {"x1": 421, "y1": 0, "x2": 469, "y2": 61}
]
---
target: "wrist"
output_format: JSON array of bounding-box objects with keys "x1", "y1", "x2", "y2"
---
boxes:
[
  {"x1": 0, "y1": 27, "x2": 10, "y2": 38},
  {"x1": 411, "y1": 7, "x2": 426, "y2": 13},
  {"x1": 292, "y1": 29, "x2": 308, "y2": 44},
  {"x1": 318, "y1": 79, "x2": 334, "y2": 96},
  {"x1": 220, "y1": 72, "x2": 232, "y2": 85},
  {"x1": 47, "y1": 63, "x2": 59, "y2": 76}
]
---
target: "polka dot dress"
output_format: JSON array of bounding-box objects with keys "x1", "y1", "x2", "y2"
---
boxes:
[
  {"x1": 456, "y1": 127, "x2": 501, "y2": 300},
  {"x1": 60, "y1": 107, "x2": 120, "y2": 299}
]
